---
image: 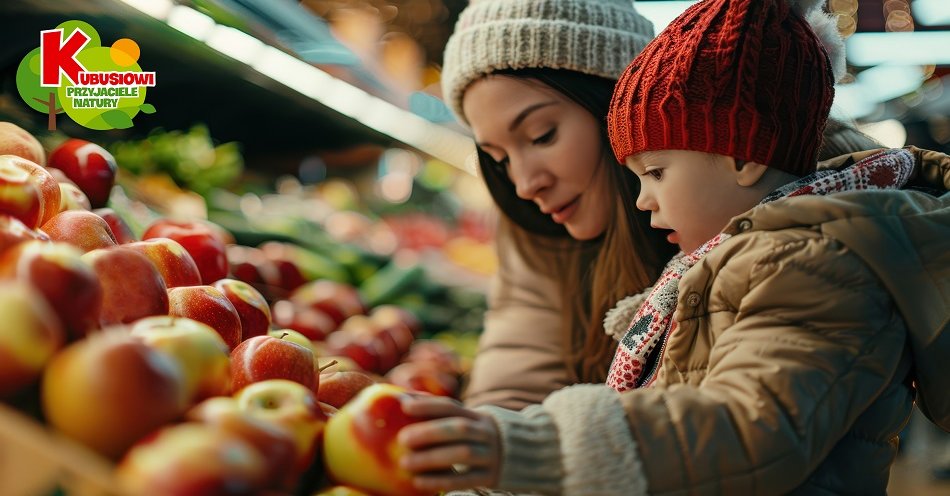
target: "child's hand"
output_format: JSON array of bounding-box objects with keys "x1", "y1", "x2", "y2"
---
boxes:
[{"x1": 398, "y1": 395, "x2": 501, "y2": 492}]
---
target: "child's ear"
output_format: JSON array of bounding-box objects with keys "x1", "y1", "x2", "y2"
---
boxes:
[{"x1": 734, "y1": 160, "x2": 769, "y2": 187}]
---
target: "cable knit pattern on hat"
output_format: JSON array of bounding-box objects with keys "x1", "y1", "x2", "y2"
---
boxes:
[
  {"x1": 607, "y1": 0, "x2": 841, "y2": 176},
  {"x1": 441, "y1": 0, "x2": 655, "y2": 124}
]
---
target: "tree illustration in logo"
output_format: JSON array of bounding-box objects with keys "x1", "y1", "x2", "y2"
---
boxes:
[{"x1": 16, "y1": 20, "x2": 155, "y2": 131}]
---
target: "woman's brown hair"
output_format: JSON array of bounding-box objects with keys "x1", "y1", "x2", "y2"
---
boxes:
[{"x1": 476, "y1": 68, "x2": 675, "y2": 383}]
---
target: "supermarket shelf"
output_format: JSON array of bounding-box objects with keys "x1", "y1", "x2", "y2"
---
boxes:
[{"x1": 0, "y1": 0, "x2": 475, "y2": 172}]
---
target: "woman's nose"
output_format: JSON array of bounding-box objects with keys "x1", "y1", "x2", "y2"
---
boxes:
[{"x1": 511, "y1": 157, "x2": 551, "y2": 200}]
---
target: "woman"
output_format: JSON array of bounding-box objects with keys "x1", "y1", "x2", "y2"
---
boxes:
[{"x1": 441, "y1": 0, "x2": 672, "y2": 410}]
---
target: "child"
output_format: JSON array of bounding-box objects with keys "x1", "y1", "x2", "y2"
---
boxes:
[{"x1": 395, "y1": 0, "x2": 950, "y2": 494}]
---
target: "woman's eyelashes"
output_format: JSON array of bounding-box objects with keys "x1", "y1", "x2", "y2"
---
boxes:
[{"x1": 532, "y1": 128, "x2": 556, "y2": 145}]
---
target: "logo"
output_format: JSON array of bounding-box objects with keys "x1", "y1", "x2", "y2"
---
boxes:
[{"x1": 16, "y1": 20, "x2": 156, "y2": 131}]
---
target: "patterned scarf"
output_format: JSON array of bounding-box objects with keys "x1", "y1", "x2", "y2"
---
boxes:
[{"x1": 606, "y1": 149, "x2": 916, "y2": 392}]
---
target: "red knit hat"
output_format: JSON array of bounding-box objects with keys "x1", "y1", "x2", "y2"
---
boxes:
[{"x1": 608, "y1": 0, "x2": 837, "y2": 176}]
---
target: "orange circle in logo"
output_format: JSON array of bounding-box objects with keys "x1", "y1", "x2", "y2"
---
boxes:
[{"x1": 110, "y1": 38, "x2": 140, "y2": 67}]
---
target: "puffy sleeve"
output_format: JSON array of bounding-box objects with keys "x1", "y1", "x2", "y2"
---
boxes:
[
  {"x1": 463, "y1": 231, "x2": 574, "y2": 410},
  {"x1": 620, "y1": 233, "x2": 910, "y2": 494}
]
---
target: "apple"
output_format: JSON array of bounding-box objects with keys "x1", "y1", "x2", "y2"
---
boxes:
[
  {"x1": 47, "y1": 139, "x2": 117, "y2": 208},
  {"x1": 0, "y1": 215, "x2": 49, "y2": 255},
  {"x1": 336, "y1": 315, "x2": 401, "y2": 372},
  {"x1": 327, "y1": 338, "x2": 382, "y2": 374},
  {"x1": 186, "y1": 396, "x2": 299, "y2": 490},
  {"x1": 0, "y1": 156, "x2": 43, "y2": 228},
  {"x1": 45, "y1": 167, "x2": 76, "y2": 187},
  {"x1": 317, "y1": 370, "x2": 377, "y2": 409},
  {"x1": 92, "y1": 208, "x2": 136, "y2": 244},
  {"x1": 0, "y1": 282, "x2": 64, "y2": 398},
  {"x1": 42, "y1": 330, "x2": 187, "y2": 459},
  {"x1": 82, "y1": 247, "x2": 169, "y2": 326},
  {"x1": 1, "y1": 154, "x2": 60, "y2": 226},
  {"x1": 0, "y1": 240, "x2": 102, "y2": 340},
  {"x1": 130, "y1": 316, "x2": 231, "y2": 402},
  {"x1": 385, "y1": 362, "x2": 459, "y2": 398},
  {"x1": 271, "y1": 299, "x2": 337, "y2": 341},
  {"x1": 42, "y1": 210, "x2": 118, "y2": 253},
  {"x1": 125, "y1": 238, "x2": 202, "y2": 288},
  {"x1": 234, "y1": 379, "x2": 329, "y2": 475},
  {"x1": 167, "y1": 285, "x2": 242, "y2": 350},
  {"x1": 226, "y1": 244, "x2": 264, "y2": 285},
  {"x1": 290, "y1": 280, "x2": 366, "y2": 326},
  {"x1": 0, "y1": 122, "x2": 45, "y2": 165},
  {"x1": 116, "y1": 422, "x2": 269, "y2": 495},
  {"x1": 370, "y1": 304, "x2": 423, "y2": 338},
  {"x1": 269, "y1": 328, "x2": 313, "y2": 353},
  {"x1": 143, "y1": 219, "x2": 229, "y2": 284},
  {"x1": 57, "y1": 182, "x2": 92, "y2": 212},
  {"x1": 314, "y1": 486, "x2": 373, "y2": 496},
  {"x1": 259, "y1": 242, "x2": 306, "y2": 291},
  {"x1": 323, "y1": 383, "x2": 432, "y2": 496},
  {"x1": 214, "y1": 278, "x2": 271, "y2": 341},
  {"x1": 231, "y1": 334, "x2": 316, "y2": 393},
  {"x1": 404, "y1": 340, "x2": 462, "y2": 376}
]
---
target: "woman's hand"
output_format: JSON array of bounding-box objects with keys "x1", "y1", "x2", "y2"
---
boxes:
[{"x1": 398, "y1": 395, "x2": 502, "y2": 493}]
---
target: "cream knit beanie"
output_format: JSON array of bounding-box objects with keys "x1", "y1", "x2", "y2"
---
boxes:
[{"x1": 441, "y1": 0, "x2": 655, "y2": 124}]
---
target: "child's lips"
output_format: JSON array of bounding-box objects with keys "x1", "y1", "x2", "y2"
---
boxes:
[{"x1": 666, "y1": 231, "x2": 679, "y2": 244}]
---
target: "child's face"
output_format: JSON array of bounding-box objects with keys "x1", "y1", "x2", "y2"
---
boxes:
[
  {"x1": 463, "y1": 75, "x2": 612, "y2": 240},
  {"x1": 625, "y1": 150, "x2": 762, "y2": 253}
]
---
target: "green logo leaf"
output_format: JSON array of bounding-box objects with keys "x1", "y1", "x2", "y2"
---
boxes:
[
  {"x1": 139, "y1": 103, "x2": 156, "y2": 114},
  {"x1": 101, "y1": 110, "x2": 134, "y2": 129}
]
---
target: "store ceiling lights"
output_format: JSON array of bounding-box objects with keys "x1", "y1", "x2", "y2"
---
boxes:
[
  {"x1": 912, "y1": 0, "x2": 950, "y2": 26},
  {"x1": 117, "y1": 0, "x2": 477, "y2": 175}
]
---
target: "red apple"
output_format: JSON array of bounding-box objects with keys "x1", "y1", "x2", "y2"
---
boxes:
[
  {"x1": 290, "y1": 280, "x2": 366, "y2": 326},
  {"x1": 0, "y1": 122, "x2": 45, "y2": 166},
  {"x1": 92, "y1": 207, "x2": 136, "y2": 244},
  {"x1": 271, "y1": 299, "x2": 337, "y2": 341},
  {"x1": 57, "y1": 182, "x2": 92, "y2": 212},
  {"x1": 186, "y1": 396, "x2": 299, "y2": 490},
  {"x1": 370, "y1": 304, "x2": 423, "y2": 338},
  {"x1": 0, "y1": 215, "x2": 49, "y2": 255},
  {"x1": 47, "y1": 139, "x2": 117, "y2": 208},
  {"x1": 0, "y1": 282, "x2": 64, "y2": 398},
  {"x1": 0, "y1": 240, "x2": 102, "y2": 340},
  {"x1": 125, "y1": 238, "x2": 202, "y2": 288},
  {"x1": 269, "y1": 328, "x2": 313, "y2": 353},
  {"x1": 317, "y1": 370, "x2": 377, "y2": 409},
  {"x1": 42, "y1": 210, "x2": 117, "y2": 253},
  {"x1": 130, "y1": 316, "x2": 231, "y2": 402},
  {"x1": 42, "y1": 330, "x2": 187, "y2": 459},
  {"x1": 82, "y1": 247, "x2": 169, "y2": 327},
  {"x1": 385, "y1": 362, "x2": 459, "y2": 398},
  {"x1": 143, "y1": 219, "x2": 229, "y2": 284},
  {"x1": 259, "y1": 242, "x2": 307, "y2": 291},
  {"x1": 327, "y1": 338, "x2": 382, "y2": 374},
  {"x1": 116, "y1": 422, "x2": 269, "y2": 495},
  {"x1": 231, "y1": 334, "x2": 316, "y2": 393},
  {"x1": 214, "y1": 278, "x2": 271, "y2": 341},
  {"x1": 0, "y1": 156, "x2": 43, "y2": 228},
  {"x1": 167, "y1": 285, "x2": 243, "y2": 350},
  {"x1": 404, "y1": 340, "x2": 462, "y2": 376},
  {"x1": 234, "y1": 379, "x2": 329, "y2": 475},
  {"x1": 45, "y1": 167, "x2": 76, "y2": 187},
  {"x1": 1, "y1": 154, "x2": 60, "y2": 226},
  {"x1": 315, "y1": 486, "x2": 373, "y2": 496},
  {"x1": 323, "y1": 383, "x2": 432, "y2": 496},
  {"x1": 337, "y1": 315, "x2": 401, "y2": 372}
]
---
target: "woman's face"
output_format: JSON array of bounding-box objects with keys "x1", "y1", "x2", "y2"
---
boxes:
[{"x1": 463, "y1": 76, "x2": 612, "y2": 240}]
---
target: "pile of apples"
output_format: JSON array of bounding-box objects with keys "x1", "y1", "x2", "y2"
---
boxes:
[{"x1": 0, "y1": 122, "x2": 465, "y2": 495}]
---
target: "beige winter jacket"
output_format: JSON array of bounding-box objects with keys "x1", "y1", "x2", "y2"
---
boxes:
[
  {"x1": 480, "y1": 148, "x2": 950, "y2": 495},
  {"x1": 463, "y1": 232, "x2": 575, "y2": 409}
]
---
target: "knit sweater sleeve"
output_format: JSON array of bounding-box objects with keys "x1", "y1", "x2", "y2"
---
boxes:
[{"x1": 478, "y1": 384, "x2": 649, "y2": 495}]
